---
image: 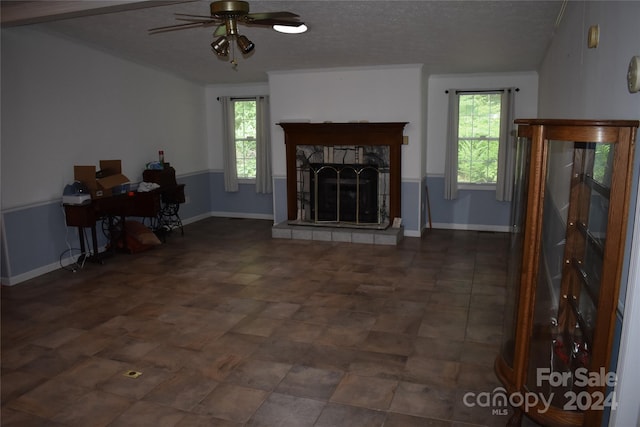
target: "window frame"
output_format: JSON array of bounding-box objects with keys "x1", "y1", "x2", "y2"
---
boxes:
[
  {"x1": 232, "y1": 99, "x2": 258, "y2": 182},
  {"x1": 456, "y1": 91, "x2": 503, "y2": 191}
]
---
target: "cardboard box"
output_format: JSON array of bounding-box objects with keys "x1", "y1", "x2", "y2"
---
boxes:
[{"x1": 74, "y1": 160, "x2": 130, "y2": 199}]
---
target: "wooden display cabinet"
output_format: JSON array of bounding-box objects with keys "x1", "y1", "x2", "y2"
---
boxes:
[{"x1": 495, "y1": 119, "x2": 638, "y2": 427}]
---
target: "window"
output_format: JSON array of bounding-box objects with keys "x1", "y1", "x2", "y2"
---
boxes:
[
  {"x1": 457, "y1": 93, "x2": 502, "y2": 185},
  {"x1": 444, "y1": 88, "x2": 515, "y2": 201},
  {"x1": 233, "y1": 100, "x2": 257, "y2": 179},
  {"x1": 221, "y1": 95, "x2": 271, "y2": 193}
]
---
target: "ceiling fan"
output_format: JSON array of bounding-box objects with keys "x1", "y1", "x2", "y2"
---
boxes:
[{"x1": 149, "y1": 0, "x2": 306, "y2": 61}]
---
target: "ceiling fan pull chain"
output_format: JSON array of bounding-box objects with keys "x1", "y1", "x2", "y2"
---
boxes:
[{"x1": 230, "y1": 38, "x2": 238, "y2": 69}]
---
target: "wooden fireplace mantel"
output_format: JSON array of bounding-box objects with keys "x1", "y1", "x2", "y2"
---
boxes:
[{"x1": 278, "y1": 122, "x2": 408, "y2": 222}]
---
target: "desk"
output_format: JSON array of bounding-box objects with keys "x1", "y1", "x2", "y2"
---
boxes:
[{"x1": 64, "y1": 188, "x2": 167, "y2": 260}]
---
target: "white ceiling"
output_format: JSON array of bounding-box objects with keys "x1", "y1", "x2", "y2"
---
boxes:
[{"x1": 3, "y1": 0, "x2": 565, "y2": 84}]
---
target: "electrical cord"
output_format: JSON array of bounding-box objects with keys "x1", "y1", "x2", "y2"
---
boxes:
[{"x1": 59, "y1": 204, "x2": 90, "y2": 272}]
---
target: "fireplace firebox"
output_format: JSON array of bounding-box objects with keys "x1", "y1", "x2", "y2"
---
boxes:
[{"x1": 310, "y1": 163, "x2": 379, "y2": 224}]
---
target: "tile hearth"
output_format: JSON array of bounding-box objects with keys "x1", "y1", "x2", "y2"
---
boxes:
[{"x1": 272, "y1": 221, "x2": 404, "y2": 245}]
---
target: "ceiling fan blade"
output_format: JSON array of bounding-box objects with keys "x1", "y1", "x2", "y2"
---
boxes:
[
  {"x1": 246, "y1": 18, "x2": 304, "y2": 27},
  {"x1": 174, "y1": 12, "x2": 215, "y2": 19},
  {"x1": 246, "y1": 11, "x2": 299, "y2": 20},
  {"x1": 175, "y1": 17, "x2": 216, "y2": 23},
  {"x1": 148, "y1": 21, "x2": 214, "y2": 34}
]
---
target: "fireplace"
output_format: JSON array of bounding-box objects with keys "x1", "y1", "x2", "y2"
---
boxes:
[
  {"x1": 278, "y1": 122, "x2": 408, "y2": 229},
  {"x1": 310, "y1": 163, "x2": 379, "y2": 224}
]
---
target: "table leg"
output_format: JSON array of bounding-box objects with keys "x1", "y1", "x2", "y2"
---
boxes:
[
  {"x1": 90, "y1": 225, "x2": 99, "y2": 258},
  {"x1": 77, "y1": 227, "x2": 86, "y2": 254}
]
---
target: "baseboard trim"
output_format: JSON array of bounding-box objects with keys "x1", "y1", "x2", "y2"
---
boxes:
[
  {"x1": 403, "y1": 229, "x2": 422, "y2": 238},
  {"x1": 429, "y1": 222, "x2": 511, "y2": 233},
  {"x1": 2, "y1": 257, "x2": 79, "y2": 287},
  {"x1": 209, "y1": 211, "x2": 274, "y2": 221},
  {"x1": 181, "y1": 212, "x2": 212, "y2": 225}
]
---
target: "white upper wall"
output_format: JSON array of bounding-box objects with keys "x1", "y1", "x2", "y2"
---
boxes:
[
  {"x1": 426, "y1": 72, "x2": 539, "y2": 176},
  {"x1": 538, "y1": 1, "x2": 640, "y2": 119},
  {"x1": 268, "y1": 65, "x2": 424, "y2": 179},
  {"x1": 1, "y1": 27, "x2": 208, "y2": 209}
]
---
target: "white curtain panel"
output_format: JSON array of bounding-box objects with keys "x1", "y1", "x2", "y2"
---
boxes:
[
  {"x1": 220, "y1": 96, "x2": 239, "y2": 192},
  {"x1": 444, "y1": 90, "x2": 460, "y2": 200},
  {"x1": 255, "y1": 96, "x2": 272, "y2": 194},
  {"x1": 496, "y1": 88, "x2": 516, "y2": 202}
]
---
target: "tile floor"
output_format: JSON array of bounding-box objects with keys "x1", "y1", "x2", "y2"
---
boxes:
[{"x1": 2, "y1": 217, "x2": 535, "y2": 426}]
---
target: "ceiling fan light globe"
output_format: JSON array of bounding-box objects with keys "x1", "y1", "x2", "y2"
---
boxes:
[
  {"x1": 273, "y1": 23, "x2": 307, "y2": 34},
  {"x1": 237, "y1": 35, "x2": 255, "y2": 54},
  {"x1": 211, "y1": 36, "x2": 230, "y2": 56}
]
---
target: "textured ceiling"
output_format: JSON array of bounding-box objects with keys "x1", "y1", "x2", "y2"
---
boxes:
[{"x1": 14, "y1": 1, "x2": 564, "y2": 84}]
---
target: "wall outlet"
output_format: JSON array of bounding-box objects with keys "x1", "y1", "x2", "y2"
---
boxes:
[{"x1": 185, "y1": 196, "x2": 191, "y2": 204}]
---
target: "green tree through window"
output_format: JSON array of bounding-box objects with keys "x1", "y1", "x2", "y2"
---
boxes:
[
  {"x1": 457, "y1": 93, "x2": 502, "y2": 184},
  {"x1": 592, "y1": 143, "x2": 612, "y2": 186},
  {"x1": 234, "y1": 100, "x2": 257, "y2": 179}
]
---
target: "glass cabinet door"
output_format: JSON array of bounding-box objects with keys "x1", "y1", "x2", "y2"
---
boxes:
[
  {"x1": 500, "y1": 134, "x2": 531, "y2": 369},
  {"x1": 525, "y1": 139, "x2": 614, "y2": 409}
]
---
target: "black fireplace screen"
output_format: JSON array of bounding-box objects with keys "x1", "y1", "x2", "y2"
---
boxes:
[
  {"x1": 293, "y1": 144, "x2": 390, "y2": 228},
  {"x1": 310, "y1": 164, "x2": 379, "y2": 223}
]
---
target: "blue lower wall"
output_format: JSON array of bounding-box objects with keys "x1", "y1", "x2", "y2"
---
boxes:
[
  {"x1": 178, "y1": 172, "x2": 211, "y2": 220},
  {"x1": 273, "y1": 177, "x2": 288, "y2": 225},
  {"x1": 2, "y1": 202, "x2": 73, "y2": 278},
  {"x1": 2, "y1": 172, "x2": 512, "y2": 284},
  {"x1": 401, "y1": 181, "x2": 420, "y2": 233},
  {"x1": 1, "y1": 170, "x2": 275, "y2": 285},
  {"x1": 209, "y1": 172, "x2": 273, "y2": 217},
  {"x1": 425, "y1": 175, "x2": 512, "y2": 230}
]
